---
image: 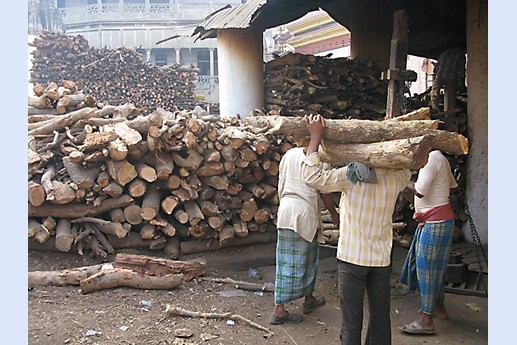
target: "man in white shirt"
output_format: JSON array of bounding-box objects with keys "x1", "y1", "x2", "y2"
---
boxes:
[
  {"x1": 270, "y1": 146, "x2": 339, "y2": 325},
  {"x1": 396, "y1": 150, "x2": 458, "y2": 335}
]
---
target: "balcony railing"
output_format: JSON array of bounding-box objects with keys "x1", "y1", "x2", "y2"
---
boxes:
[
  {"x1": 196, "y1": 75, "x2": 219, "y2": 85},
  {"x1": 58, "y1": 3, "x2": 216, "y2": 24}
]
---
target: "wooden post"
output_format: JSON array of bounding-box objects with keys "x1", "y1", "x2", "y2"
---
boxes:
[{"x1": 384, "y1": 10, "x2": 414, "y2": 119}]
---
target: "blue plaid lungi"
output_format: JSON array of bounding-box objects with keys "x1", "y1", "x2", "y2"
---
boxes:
[
  {"x1": 399, "y1": 220, "x2": 454, "y2": 314},
  {"x1": 274, "y1": 228, "x2": 319, "y2": 305}
]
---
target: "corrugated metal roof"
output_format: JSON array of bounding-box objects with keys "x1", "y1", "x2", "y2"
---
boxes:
[
  {"x1": 193, "y1": 0, "x2": 327, "y2": 41},
  {"x1": 193, "y1": 0, "x2": 467, "y2": 60},
  {"x1": 193, "y1": 0, "x2": 267, "y2": 39}
]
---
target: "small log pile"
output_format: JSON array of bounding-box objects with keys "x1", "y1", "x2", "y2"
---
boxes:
[
  {"x1": 264, "y1": 52, "x2": 387, "y2": 120},
  {"x1": 28, "y1": 82, "x2": 295, "y2": 259},
  {"x1": 29, "y1": 30, "x2": 198, "y2": 112}
]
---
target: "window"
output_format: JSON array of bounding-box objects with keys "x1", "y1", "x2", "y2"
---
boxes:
[
  {"x1": 197, "y1": 50, "x2": 210, "y2": 76},
  {"x1": 155, "y1": 52, "x2": 167, "y2": 66},
  {"x1": 196, "y1": 49, "x2": 218, "y2": 76}
]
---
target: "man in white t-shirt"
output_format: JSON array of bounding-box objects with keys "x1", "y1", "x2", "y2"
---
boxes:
[
  {"x1": 396, "y1": 150, "x2": 458, "y2": 335},
  {"x1": 270, "y1": 146, "x2": 339, "y2": 325}
]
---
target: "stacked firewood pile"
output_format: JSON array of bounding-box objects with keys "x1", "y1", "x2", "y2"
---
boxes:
[
  {"x1": 264, "y1": 52, "x2": 387, "y2": 120},
  {"x1": 28, "y1": 81, "x2": 294, "y2": 259},
  {"x1": 29, "y1": 31, "x2": 199, "y2": 112}
]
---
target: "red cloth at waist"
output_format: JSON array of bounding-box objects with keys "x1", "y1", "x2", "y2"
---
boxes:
[{"x1": 413, "y1": 203, "x2": 455, "y2": 227}]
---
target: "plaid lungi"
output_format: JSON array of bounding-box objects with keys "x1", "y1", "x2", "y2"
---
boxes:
[
  {"x1": 399, "y1": 220, "x2": 454, "y2": 314},
  {"x1": 274, "y1": 228, "x2": 319, "y2": 305}
]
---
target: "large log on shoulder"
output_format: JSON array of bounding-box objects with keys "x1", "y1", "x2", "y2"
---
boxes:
[
  {"x1": 245, "y1": 115, "x2": 438, "y2": 143},
  {"x1": 245, "y1": 116, "x2": 468, "y2": 156},
  {"x1": 320, "y1": 135, "x2": 433, "y2": 170}
]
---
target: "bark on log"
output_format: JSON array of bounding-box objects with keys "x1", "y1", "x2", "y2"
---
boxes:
[
  {"x1": 80, "y1": 268, "x2": 184, "y2": 294},
  {"x1": 28, "y1": 195, "x2": 134, "y2": 218},
  {"x1": 106, "y1": 232, "x2": 157, "y2": 250},
  {"x1": 28, "y1": 263, "x2": 105, "y2": 287},
  {"x1": 245, "y1": 115, "x2": 438, "y2": 143},
  {"x1": 85, "y1": 223, "x2": 115, "y2": 254},
  {"x1": 392, "y1": 107, "x2": 431, "y2": 121},
  {"x1": 219, "y1": 226, "x2": 235, "y2": 245},
  {"x1": 28, "y1": 108, "x2": 96, "y2": 136},
  {"x1": 70, "y1": 217, "x2": 127, "y2": 239},
  {"x1": 141, "y1": 184, "x2": 161, "y2": 220},
  {"x1": 55, "y1": 218, "x2": 74, "y2": 252},
  {"x1": 163, "y1": 236, "x2": 181, "y2": 259},
  {"x1": 184, "y1": 200, "x2": 204, "y2": 225},
  {"x1": 319, "y1": 135, "x2": 433, "y2": 170},
  {"x1": 114, "y1": 253, "x2": 205, "y2": 280}
]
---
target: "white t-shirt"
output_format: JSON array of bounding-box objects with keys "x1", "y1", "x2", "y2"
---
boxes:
[
  {"x1": 276, "y1": 147, "x2": 325, "y2": 243},
  {"x1": 414, "y1": 150, "x2": 458, "y2": 213}
]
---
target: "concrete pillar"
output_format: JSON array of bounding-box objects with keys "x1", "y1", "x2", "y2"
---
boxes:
[
  {"x1": 209, "y1": 49, "x2": 215, "y2": 77},
  {"x1": 463, "y1": 0, "x2": 488, "y2": 244},
  {"x1": 217, "y1": 18, "x2": 264, "y2": 120},
  {"x1": 349, "y1": 0, "x2": 392, "y2": 71},
  {"x1": 175, "y1": 49, "x2": 181, "y2": 64}
]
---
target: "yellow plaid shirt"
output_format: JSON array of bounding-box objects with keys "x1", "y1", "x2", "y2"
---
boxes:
[{"x1": 302, "y1": 153, "x2": 411, "y2": 267}]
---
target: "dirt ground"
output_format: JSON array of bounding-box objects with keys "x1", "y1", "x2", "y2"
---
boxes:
[{"x1": 28, "y1": 242, "x2": 488, "y2": 345}]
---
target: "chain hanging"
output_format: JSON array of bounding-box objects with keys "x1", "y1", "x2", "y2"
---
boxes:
[
  {"x1": 452, "y1": 164, "x2": 488, "y2": 273},
  {"x1": 464, "y1": 202, "x2": 488, "y2": 271}
]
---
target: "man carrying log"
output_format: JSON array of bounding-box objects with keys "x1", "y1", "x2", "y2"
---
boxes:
[
  {"x1": 270, "y1": 145, "x2": 339, "y2": 325},
  {"x1": 301, "y1": 114, "x2": 412, "y2": 345},
  {"x1": 395, "y1": 149, "x2": 458, "y2": 335}
]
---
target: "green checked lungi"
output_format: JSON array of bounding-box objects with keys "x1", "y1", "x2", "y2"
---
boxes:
[
  {"x1": 399, "y1": 220, "x2": 454, "y2": 314},
  {"x1": 274, "y1": 228, "x2": 319, "y2": 305}
]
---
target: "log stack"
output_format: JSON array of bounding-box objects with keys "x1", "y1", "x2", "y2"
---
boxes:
[
  {"x1": 264, "y1": 52, "x2": 387, "y2": 120},
  {"x1": 28, "y1": 83, "x2": 295, "y2": 259},
  {"x1": 29, "y1": 31, "x2": 199, "y2": 112}
]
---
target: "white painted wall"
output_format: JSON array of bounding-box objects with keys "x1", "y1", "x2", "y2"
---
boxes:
[{"x1": 218, "y1": 21, "x2": 264, "y2": 120}]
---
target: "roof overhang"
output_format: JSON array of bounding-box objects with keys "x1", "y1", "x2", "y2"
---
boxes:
[{"x1": 193, "y1": 0, "x2": 466, "y2": 60}]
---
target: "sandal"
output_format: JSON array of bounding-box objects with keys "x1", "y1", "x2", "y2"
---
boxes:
[
  {"x1": 398, "y1": 320, "x2": 435, "y2": 335},
  {"x1": 270, "y1": 312, "x2": 303, "y2": 325},
  {"x1": 303, "y1": 296, "x2": 326, "y2": 314}
]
